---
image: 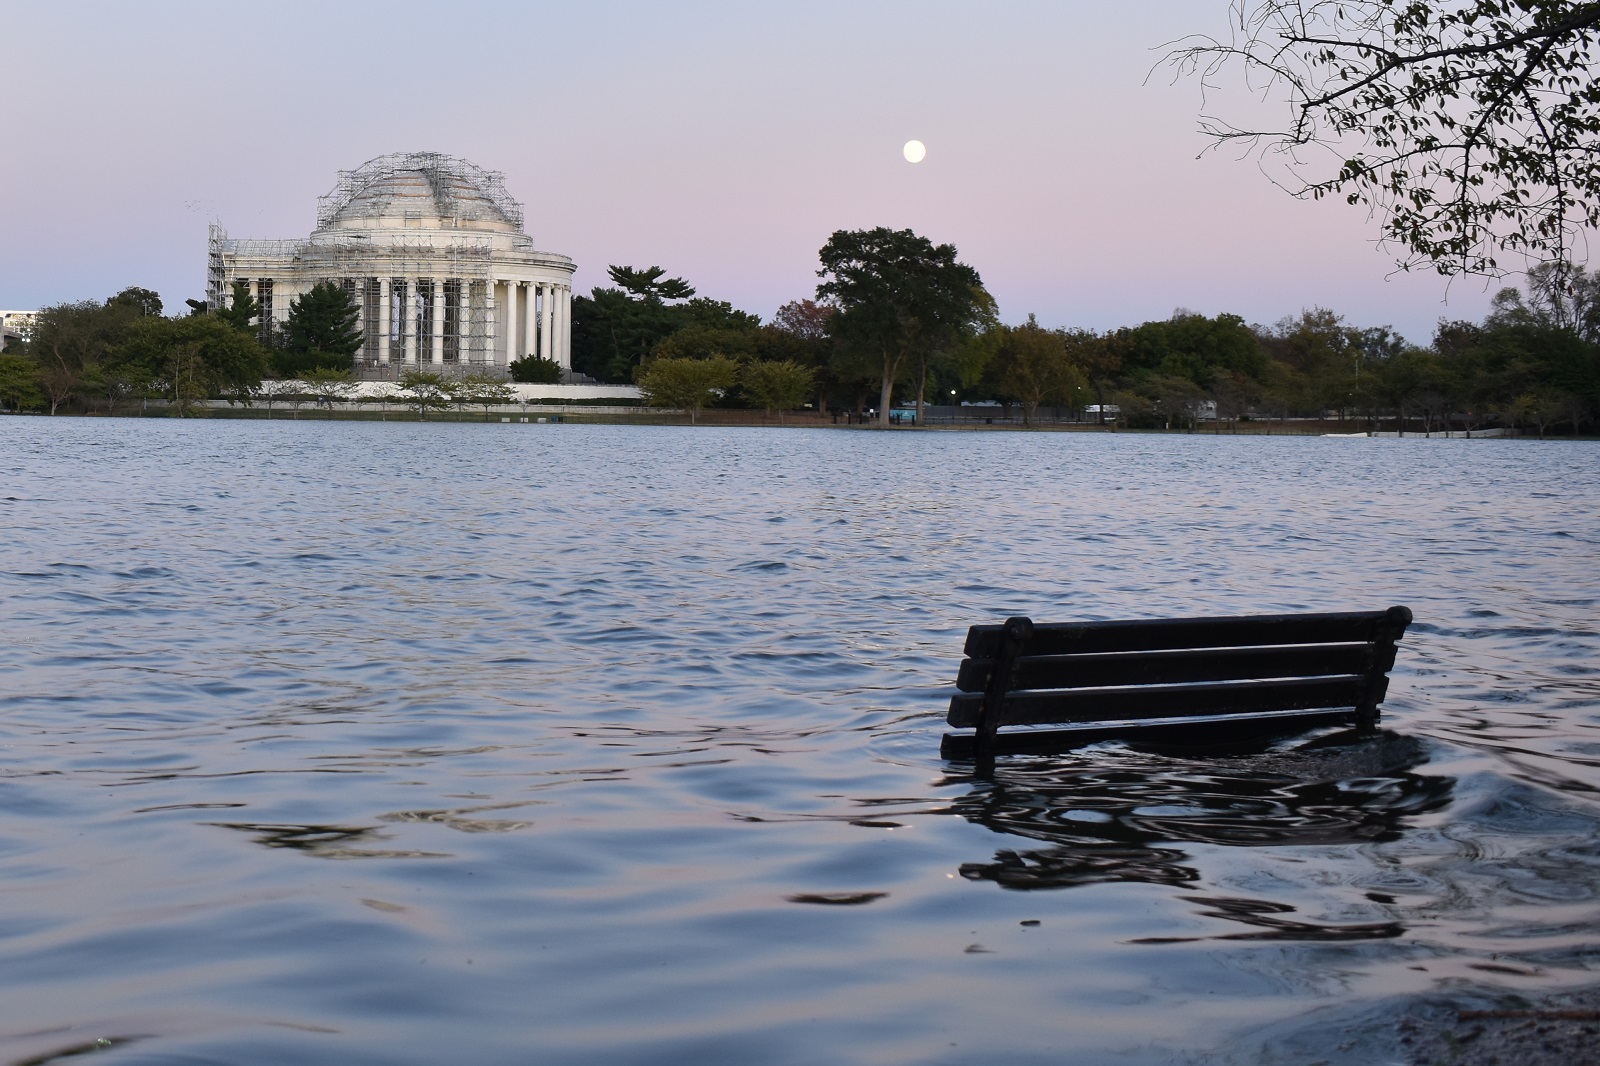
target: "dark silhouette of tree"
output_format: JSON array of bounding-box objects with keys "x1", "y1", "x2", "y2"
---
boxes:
[
  {"x1": 816, "y1": 227, "x2": 990, "y2": 427},
  {"x1": 607, "y1": 265, "x2": 695, "y2": 303},
  {"x1": 571, "y1": 266, "x2": 702, "y2": 382},
  {"x1": 509, "y1": 354, "x2": 562, "y2": 384},
  {"x1": 1170, "y1": 1, "x2": 1600, "y2": 276},
  {"x1": 276, "y1": 282, "x2": 362, "y2": 376},
  {"x1": 218, "y1": 281, "x2": 259, "y2": 333},
  {"x1": 107, "y1": 287, "x2": 163, "y2": 318}
]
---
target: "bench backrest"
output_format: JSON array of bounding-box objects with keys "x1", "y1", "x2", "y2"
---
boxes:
[{"x1": 946, "y1": 606, "x2": 1412, "y2": 772}]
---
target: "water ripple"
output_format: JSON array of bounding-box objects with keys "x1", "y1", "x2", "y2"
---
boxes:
[{"x1": 1, "y1": 420, "x2": 1596, "y2": 1064}]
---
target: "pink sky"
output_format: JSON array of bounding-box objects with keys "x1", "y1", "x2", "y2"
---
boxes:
[{"x1": 1, "y1": 1, "x2": 1522, "y2": 343}]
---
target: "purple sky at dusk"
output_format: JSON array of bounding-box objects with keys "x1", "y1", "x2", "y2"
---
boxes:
[{"x1": 2, "y1": 1, "x2": 1520, "y2": 344}]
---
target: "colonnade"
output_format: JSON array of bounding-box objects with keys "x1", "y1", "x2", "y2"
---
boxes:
[
  {"x1": 364, "y1": 275, "x2": 571, "y2": 370},
  {"x1": 495, "y1": 278, "x2": 572, "y2": 367}
]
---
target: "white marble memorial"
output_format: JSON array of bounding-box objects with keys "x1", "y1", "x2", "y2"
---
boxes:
[{"x1": 208, "y1": 152, "x2": 575, "y2": 377}]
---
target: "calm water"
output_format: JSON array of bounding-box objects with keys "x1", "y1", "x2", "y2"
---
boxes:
[{"x1": 2, "y1": 419, "x2": 1597, "y2": 1065}]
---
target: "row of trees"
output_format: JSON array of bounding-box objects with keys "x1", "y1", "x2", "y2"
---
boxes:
[
  {"x1": 571, "y1": 233, "x2": 1599, "y2": 434},
  {"x1": 0, "y1": 280, "x2": 365, "y2": 416},
  {"x1": 6, "y1": 239, "x2": 1597, "y2": 435}
]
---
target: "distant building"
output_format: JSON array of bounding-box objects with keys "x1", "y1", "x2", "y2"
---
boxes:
[
  {"x1": 1, "y1": 310, "x2": 37, "y2": 350},
  {"x1": 208, "y1": 152, "x2": 575, "y2": 378}
]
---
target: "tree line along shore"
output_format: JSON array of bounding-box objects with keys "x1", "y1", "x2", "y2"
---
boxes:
[{"x1": 4, "y1": 229, "x2": 1597, "y2": 436}]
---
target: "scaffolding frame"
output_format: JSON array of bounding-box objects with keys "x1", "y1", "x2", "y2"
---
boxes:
[
  {"x1": 207, "y1": 152, "x2": 567, "y2": 379},
  {"x1": 209, "y1": 225, "x2": 510, "y2": 377},
  {"x1": 316, "y1": 151, "x2": 523, "y2": 231}
]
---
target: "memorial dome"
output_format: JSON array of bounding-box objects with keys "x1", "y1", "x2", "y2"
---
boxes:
[
  {"x1": 315, "y1": 151, "x2": 524, "y2": 233},
  {"x1": 210, "y1": 150, "x2": 574, "y2": 379}
]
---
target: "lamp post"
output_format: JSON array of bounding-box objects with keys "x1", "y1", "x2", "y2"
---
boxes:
[{"x1": 950, "y1": 389, "x2": 957, "y2": 423}]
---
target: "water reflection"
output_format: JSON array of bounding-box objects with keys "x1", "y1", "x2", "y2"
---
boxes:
[
  {"x1": 950, "y1": 732, "x2": 1455, "y2": 907},
  {"x1": 210, "y1": 821, "x2": 452, "y2": 859}
]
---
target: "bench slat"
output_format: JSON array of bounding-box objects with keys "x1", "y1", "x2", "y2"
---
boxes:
[
  {"x1": 956, "y1": 642, "x2": 1378, "y2": 692},
  {"x1": 948, "y1": 675, "x2": 1373, "y2": 728},
  {"x1": 940, "y1": 707, "x2": 1359, "y2": 758},
  {"x1": 963, "y1": 611, "x2": 1390, "y2": 659}
]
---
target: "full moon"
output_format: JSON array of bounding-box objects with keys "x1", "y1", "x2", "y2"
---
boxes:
[{"x1": 902, "y1": 140, "x2": 926, "y2": 163}]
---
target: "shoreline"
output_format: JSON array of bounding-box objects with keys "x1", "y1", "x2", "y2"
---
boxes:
[{"x1": 2, "y1": 409, "x2": 1587, "y2": 439}]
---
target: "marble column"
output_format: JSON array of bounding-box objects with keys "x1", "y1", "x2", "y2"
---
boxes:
[
  {"x1": 484, "y1": 280, "x2": 497, "y2": 367},
  {"x1": 503, "y1": 281, "x2": 518, "y2": 366},
  {"x1": 559, "y1": 285, "x2": 572, "y2": 368},
  {"x1": 378, "y1": 278, "x2": 390, "y2": 366},
  {"x1": 403, "y1": 280, "x2": 418, "y2": 366},
  {"x1": 431, "y1": 280, "x2": 445, "y2": 365},
  {"x1": 540, "y1": 284, "x2": 553, "y2": 363},
  {"x1": 523, "y1": 283, "x2": 537, "y2": 361}
]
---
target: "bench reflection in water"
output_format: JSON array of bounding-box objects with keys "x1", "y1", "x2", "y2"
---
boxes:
[{"x1": 948, "y1": 730, "x2": 1454, "y2": 911}]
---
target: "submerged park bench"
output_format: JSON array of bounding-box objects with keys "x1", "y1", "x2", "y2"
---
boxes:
[{"x1": 943, "y1": 607, "x2": 1413, "y2": 775}]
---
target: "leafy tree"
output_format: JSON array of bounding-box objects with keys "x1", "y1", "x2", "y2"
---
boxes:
[
  {"x1": 107, "y1": 287, "x2": 163, "y2": 318},
  {"x1": 300, "y1": 367, "x2": 358, "y2": 414},
  {"x1": 1171, "y1": 1, "x2": 1600, "y2": 276},
  {"x1": 219, "y1": 378, "x2": 261, "y2": 413},
  {"x1": 81, "y1": 360, "x2": 131, "y2": 414},
  {"x1": 399, "y1": 370, "x2": 450, "y2": 419},
  {"x1": 569, "y1": 268, "x2": 764, "y2": 384},
  {"x1": 773, "y1": 299, "x2": 834, "y2": 344},
  {"x1": 111, "y1": 315, "x2": 270, "y2": 417},
  {"x1": 218, "y1": 280, "x2": 259, "y2": 333},
  {"x1": 1269, "y1": 309, "x2": 1362, "y2": 417},
  {"x1": 254, "y1": 379, "x2": 296, "y2": 419},
  {"x1": 907, "y1": 288, "x2": 999, "y2": 421},
  {"x1": 1112, "y1": 312, "x2": 1266, "y2": 391},
  {"x1": 1255, "y1": 358, "x2": 1307, "y2": 423},
  {"x1": 27, "y1": 299, "x2": 138, "y2": 414},
  {"x1": 282, "y1": 281, "x2": 362, "y2": 374},
  {"x1": 608, "y1": 265, "x2": 696, "y2": 303},
  {"x1": 1561, "y1": 389, "x2": 1590, "y2": 433},
  {"x1": 509, "y1": 354, "x2": 562, "y2": 383},
  {"x1": 769, "y1": 299, "x2": 837, "y2": 412},
  {"x1": 679, "y1": 297, "x2": 762, "y2": 333},
  {"x1": 1068, "y1": 330, "x2": 1121, "y2": 422},
  {"x1": 363, "y1": 382, "x2": 400, "y2": 420},
  {"x1": 1376, "y1": 346, "x2": 1452, "y2": 432},
  {"x1": 1140, "y1": 373, "x2": 1208, "y2": 430},
  {"x1": 654, "y1": 325, "x2": 759, "y2": 362},
  {"x1": 740, "y1": 359, "x2": 815, "y2": 422},
  {"x1": 1506, "y1": 387, "x2": 1568, "y2": 438},
  {"x1": 277, "y1": 382, "x2": 313, "y2": 420},
  {"x1": 572, "y1": 282, "x2": 685, "y2": 381},
  {"x1": 459, "y1": 370, "x2": 516, "y2": 420},
  {"x1": 1473, "y1": 263, "x2": 1600, "y2": 425},
  {"x1": 0, "y1": 353, "x2": 43, "y2": 412},
  {"x1": 636, "y1": 355, "x2": 738, "y2": 423},
  {"x1": 1208, "y1": 370, "x2": 1261, "y2": 425},
  {"x1": 992, "y1": 316, "x2": 1088, "y2": 425},
  {"x1": 816, "y1": 227, "x2": 990, "y2": 427},
  {"x1": 441, "y1": 376, "x2": 472, "y2": 420},
  {"x1": 1488, "y1": 261, "x2": 1600, "y2": 341}
]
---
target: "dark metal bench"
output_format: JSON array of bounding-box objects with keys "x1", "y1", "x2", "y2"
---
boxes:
[{"x1": 943, "y1": 606, "x2": 1413, "y2": 775}]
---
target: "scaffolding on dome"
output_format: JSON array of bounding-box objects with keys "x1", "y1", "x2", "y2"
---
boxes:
[
  {"x1": 314, "y1": 151, "x2": 524, "y2": 231},
  {"x1": 206, "y1": 151, "x2": 559, "y2": 381}
]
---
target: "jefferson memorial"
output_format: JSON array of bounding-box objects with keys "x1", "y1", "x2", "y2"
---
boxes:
[{"x1": 208, "y1": 152, "x2": 575, "y2": 377}]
